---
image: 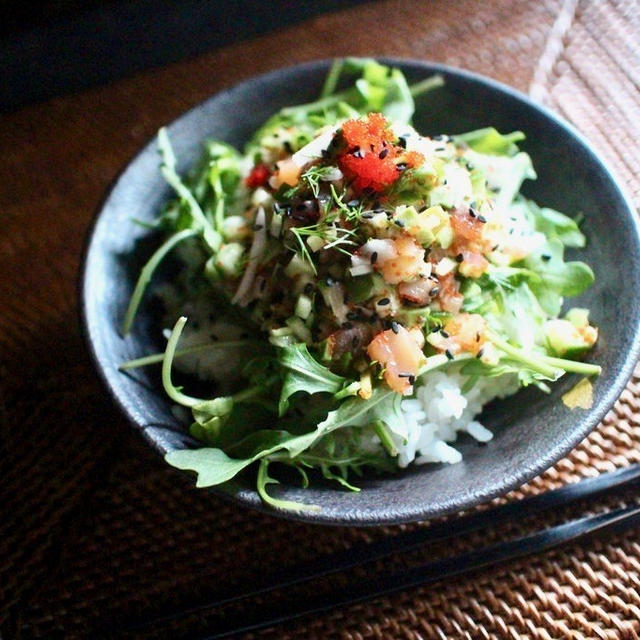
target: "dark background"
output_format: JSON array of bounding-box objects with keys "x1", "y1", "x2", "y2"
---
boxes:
[{"x1": 0, "y1": 0, "x2": 372, "y2": 111}]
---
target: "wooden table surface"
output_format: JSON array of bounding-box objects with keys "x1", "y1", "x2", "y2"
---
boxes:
[{"x1": 3, "y1": 1, "x2": 640, "y2": 638}]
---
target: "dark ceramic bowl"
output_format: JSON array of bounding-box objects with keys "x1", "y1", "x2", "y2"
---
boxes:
[{"x1": 81, "y1": 58, "x2": 640, "y2": 526}]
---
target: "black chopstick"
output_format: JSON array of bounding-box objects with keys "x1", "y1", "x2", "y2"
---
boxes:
[
  {"x1": 115, "y1": 463, "x2": 640, "y2": 636},
  {"x1": 204, "y1": 502, "x2": 640, "y2": 639}
]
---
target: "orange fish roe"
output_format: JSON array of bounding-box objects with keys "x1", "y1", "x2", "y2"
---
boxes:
[
  {"x1": 339, "y1": 152, "x2": 399, "y2": 193},
  {"x1": 341, "y1": 112, "x2": 395, "y2": 149},
  {"x1": 337, "y1": 113, "x2": 424, "y2": 194}
]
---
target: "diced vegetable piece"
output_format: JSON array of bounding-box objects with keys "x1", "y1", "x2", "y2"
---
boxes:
[{"x1": 545, "y1": 319, "x2": 598, "y2": 358}]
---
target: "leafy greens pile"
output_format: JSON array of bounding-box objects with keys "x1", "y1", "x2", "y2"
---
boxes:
[{"x1": 121, "y1": 58, "x2": 600, "y2": 512}]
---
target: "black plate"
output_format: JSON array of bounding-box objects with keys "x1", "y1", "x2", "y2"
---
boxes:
[{"x1": 81, "y1": 58, "x2": 640, "y2": 526}]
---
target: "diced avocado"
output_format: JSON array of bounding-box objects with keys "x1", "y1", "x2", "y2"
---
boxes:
[
  {"x1": 545, "y1": 319, "x2": 595, "y2": 358},
  {"x1": 565, "y1": 307, "x2": 590, "y2": 328},
  {"x1": 295, "y1": 294, "x2": 313, "y2": 319},
  {"x1": 346, "y1": 274, "x2": 376, "y2": 303},
  {"x1": 269, "y1": 326, "x2": 296, "y2": 348},
  {"x1": 215, "y1": 242, "x2": 245, "y2": 277},
  {"x1": 435, "y1": 225, "x2": 453, "y2": 249},
  {"x1": 284, "y1": 253, "x2": 315, "y2": 278},
  {"x1": 396, "y1": 205, "x2": 463, "y2": 247},
  {"x1": 394, "y1": 205, "x2": 434, "y2": 247},
  {"x1": 306, "y1": 235, "x2": 325, "y2": 252}
]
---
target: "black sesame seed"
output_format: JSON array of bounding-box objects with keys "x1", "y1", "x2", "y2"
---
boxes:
[
  {"x1": 408, "y1": 375, "x2": 416, "y2": 385},
  {"x1": 391, "y1": 321, "x2": 400, "y2": 334},
  {"x1": 378, "y1": 297, "x2": 390, "y2": 306},
  {"x1": 433, "y1": 134, "x2": 445, "y2": 140},
  {"x1": 477, "y1": 215, "x2": 487, "y2": 224},
  {"x1": 368, "y1": 312, "x2": 379, "y2": 324},
  {"x1": 434, "y1": 146, "x2": 446, "y2": 152},
  {"x1": 361, "y1": 212, "x2": 374, "y2": 219},
  {"x1": 326, "y1": 277, "x2": 335, "y2": 286},
  {"x1": 476, "y1": 332, "x2": 481, "y2": 342},
  {"x1": 347, "y1": 199, "x2": 360, "y2": 208},
  {"x1": 429, "y1": 286, "x2": 440, "y2": 297},
  {"x1": 378, "y1": 148, "x2": 389, "y2": 159},
  {"x1": 469, "y1": 208, "x2": 477, "y2": 218},
  {"x1": 395, "y1": 219, "x2": 405, "y2": 227},
  {"x1": 398, "y1": 372, "x2": 412, "y2": 378},
  {"x1": 346, "y1": 311, "x2": 359, "y2": 321},
  {"x1": 440, "y1": 330, "x2": 450, "y2": 338},
  {"x1": 398, "y1": 136, "x2": 407, "y2": 149},
  {"x1": 283, "y1": 141, "x2": 293, "y2": 154},
  {"x1": 304, "y1": 283, "x2": 314, "y2": 295},
  {"x1": 252, "y1": 223, "x2": 264, "y2": 231},
  {"x1": 476, "y1": 348, "x2": 484, "y2": 359},
  {"x1": 445, "y1": 349, "x2": 454, "y2": 360},
  {"x1": 455, "y1": 253, "x2": 464, "y2": 263},
  {"x1": 370, "y1": 251, "x2": 378, "y2": 265},
  {"x1": 541, "y1": 254, "x2": 551, "y2": 262},
  {"x1": 396, "y1": 163, "x2": 407, "y2": 172},
  {"x1": 342, "y1": 321, "x2": 354, "y2": 329}
]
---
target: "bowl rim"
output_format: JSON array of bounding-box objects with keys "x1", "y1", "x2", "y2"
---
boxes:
[{"x1": 79, "y1": 56, "x2": 640, "y2": 526}]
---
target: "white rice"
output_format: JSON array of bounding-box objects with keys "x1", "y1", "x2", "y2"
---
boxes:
[{"x1": 392, "y1": 369, "x2": 519, "y2": 467}]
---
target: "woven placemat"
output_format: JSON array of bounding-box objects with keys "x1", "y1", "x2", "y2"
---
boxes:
[{"x1": 1, "y1": 0, "x2": 640, "y2": 638}]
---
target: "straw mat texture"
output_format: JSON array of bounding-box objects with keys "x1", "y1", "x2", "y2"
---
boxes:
[{"x1": 1, "y1": 0, "x2": 639, "y2": 637}]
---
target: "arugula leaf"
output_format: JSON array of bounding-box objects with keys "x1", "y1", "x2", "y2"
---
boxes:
[
  {"x1": 522, "y1": 198, "x2": 586, "y2": 248},
  {"x1": 277, "y1": 343, "x2": 347, "y2": 416},
  {"x1": 165, "y1": 448, "x2": 254, "y2": 488},
  {"x1": 256, "y1": 460, "x2": 320, "y2": 512},
  {"x1": 525, "y1": 239, "x2": 594, "y2": 315},
  {"x1": 157, "y1": 128, "x2": 222, "y2": 252},
  {"x1": 286, "y1": 387, "x2": 403, "y2": 456},
  {"x1": 455, "y1": 127, "x2": 525, "y2": 156},
  {"x1": 121, "y1": 229, "x2": 198, "y2": 335},
  {"x1": 380, "y1": 68, "x2": 415, "y2": 124}
]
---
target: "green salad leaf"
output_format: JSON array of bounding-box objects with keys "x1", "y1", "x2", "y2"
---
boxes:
[
  {"x1": 455, "y1": 127, "x2": 525, "y2": 156},
  {"x1": 277, "y1": 343, "x2": 347, "y2": 416}
]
